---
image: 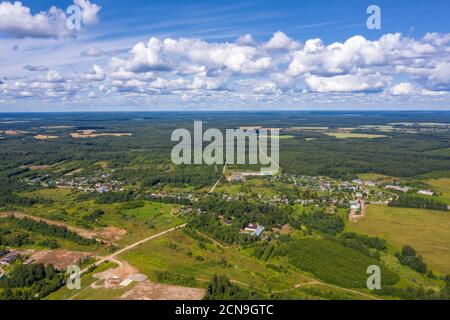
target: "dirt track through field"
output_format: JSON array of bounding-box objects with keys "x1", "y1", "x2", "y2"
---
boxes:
[
  {"x1": 80, "y1": 223, "x2": 187, "y2": 275},
  {"x1": 0, "y1": 211, "x2": 98, "y2": 239}
]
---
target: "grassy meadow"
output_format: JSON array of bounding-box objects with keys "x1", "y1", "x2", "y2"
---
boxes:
[{"x1": 347, "y1": 204, "x2": 450, "y2": 274}]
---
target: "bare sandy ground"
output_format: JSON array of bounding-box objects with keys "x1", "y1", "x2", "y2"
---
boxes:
[
  {"x1": 70, "y1": 130, "x2": 132, "y2": 138},
  {"x1": 120, "y1": 280, "x2": 205, "y2": 300},
  {"x1": 34, "y1": 134, "x2": 59, "y2": 140},
  {"x1": 32, "y1": 250, "x2": 92, "y2": 270}
]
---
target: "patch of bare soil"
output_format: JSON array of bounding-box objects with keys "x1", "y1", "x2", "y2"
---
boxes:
[
  {"x1": 96, "y1": 227, "x2": 127, "y2": 241},
  {"x1": 64, "y1": 168, "x2": 83, "y2": 176},
  {"x1": 30, "y1": 165, "x2": 49, "y2": 170},
  {"x1": 0, "y1": 211, "x2": 127, "y2": 242},
  {"x1": 0, "y1": 211, "x2": 98, "y2": 239},
  {"x1": 120, "y1": 280, "x2": 205, "y2": 300},
  {"x1": 70, "y1": 130, "x2": 132, "y2": 138},
  {"x1": 34, "y1": 134, "x2": 59, "y2": 140},
  {"x1": 92, "y1": 259, "x2": 138, "y2": 289},
  {"x1": 32, "y1": 250, "x2": 92, "y2": 270}
]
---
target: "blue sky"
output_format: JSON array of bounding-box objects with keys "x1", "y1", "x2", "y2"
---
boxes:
[{"x1": 0, "y1": 0, "x2": 450, "y2": 111}]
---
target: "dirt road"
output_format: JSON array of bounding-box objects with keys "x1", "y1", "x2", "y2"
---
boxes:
[
  {"x1": 209, "y1": 163, "x2": 227, "y2": 193},
  {"x1": 81, "y1": 223, "x2": 187, "y2": 275}
]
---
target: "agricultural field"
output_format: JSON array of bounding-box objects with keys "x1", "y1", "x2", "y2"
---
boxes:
[
  {"x1": 347, "y1": 205, "x2": 450, "y2": 274},
  {"x1": 427, "y1": 178, "x2": 450, "y2": 204}
]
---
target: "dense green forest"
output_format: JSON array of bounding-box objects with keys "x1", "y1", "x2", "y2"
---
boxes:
[{"x1": 0, "y1": 264, "x2": 64, "y2": 300}]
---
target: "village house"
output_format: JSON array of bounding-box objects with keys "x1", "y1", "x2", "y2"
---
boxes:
[
  {"x1": 417, "y1": 190, "x2": 434, "y2": 196},
  {"x1": 243, "y1": 223, "x2": 265, "y2": 237}
]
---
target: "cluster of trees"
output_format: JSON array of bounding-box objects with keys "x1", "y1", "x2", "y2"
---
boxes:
[
  {"x1": 0, "y1": 264, "x2": 64, "y2": 300},
  {"x1": 0, "y1": 231, "x2": 32, "y2": 247},
  {"x1": 83, "y1": 209, "x2": 105, "y2": 222},
  {"x1": 38, "y1": 239, "x2": 60, "y2": 249},
  {"x1": 155, "y1": 271, "x2": 199, "y2": 288},
  {"x1": 338, "y1": 232, "x2": 386, "y2": 259},
  {"x1": 389, "y1": 195, "x2": 448, "y2": 211},
  {"x1": 280, "y1": 126, "x2": 450, "y2": 178},
  {"x1": 0, "y1": 190, "x2": 39, "y2": 209},
  {"x1": 146, "y1": 195, "x2": 191, "y2": 205},
  {"x1": 395, "y1": 245, "x2": 428, "y2": 273},
  {"x1": 95, "y1": 190, "x2": 135, "y2": 204},
  {"x1": 292, "y1": 209, "x2": 344, "y2": 235},
  {"x1": 204, "y1": 275, "x2": 259, "y2": 300},
  {"x1": 188, "y1": 214, "x2": 255, "y2": 246},
  {"x1": 5, "y1": 216, "x2": 97, "y2": 246}
]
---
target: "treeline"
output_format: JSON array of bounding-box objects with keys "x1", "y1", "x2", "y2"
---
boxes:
[
  {"x1": 204, "y1": 275, "x2": 262, "y2": 300},
  {"x1": 95, "y1": 190, "x2": 135, "y2": 204},
  {"x1": 376, "y1": 278, "x2": 450, "y2": 300},
  {"x1": 337, "y1": 232, "x2": 386, "y2": 260},
  {"x1": 395, "y1": 245, "x2": 427, "y2": 274},
  {"x1": 0, "y1": 231, "x2": 32, "y2": 247},
  {"x1": 280, "y1": 130, "x2": 450, "y2": 178},
  {"x1": 0, "y1": 191, "x2": 39, "y2": 208},
  {"x1": 146, "y1": 195, "x2": 192, "y2": 205},
  {"x1": 4, "y1": 216, "x2": 97, "y2": 246},
  {"x1": 0, "y1": 264, "x2": 64, "y2": 300},
  {"x1": 188, "y1": 214, "x2": 256, "y2": 246},
  {"x1": 389, "y1": 195, "x2": 448, "y2": 211}
]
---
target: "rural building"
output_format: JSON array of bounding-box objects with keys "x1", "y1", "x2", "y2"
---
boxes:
[
  {"x1": 253, "y1": 226, "x2": 265, "y2": 237},
  {"x1": 243, "y1": 223, "x2": 265, "y2": 237},
  {"x1": 0, "y1": 253, "x2": 19, "y2": 266},
  {"x1": 417, "y1": 190, "x2": 434, "y2": 196},
  {"x1": 385, "y1": 185, "x2": 410, "y2": 193}
]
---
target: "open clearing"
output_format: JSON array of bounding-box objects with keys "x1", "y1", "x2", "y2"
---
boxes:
[
  {"x1": 34, "y1": 134, "x2": 59, "y2": 140},
  {"x1": 32, "y1": 250, "x2": 92, "y2": 270},
  {"x1": 427, "y1": 178, "x2": 450, "y2": 204},
  {"x1": 324, "y1": 132, "x2": 387, "y2": 139},
  {"x1": 120, "y1": 280, "x2": 205, "y2": 300},
  {"x1": 347, "y1": 204, "x2": 450, "y2": 274}
]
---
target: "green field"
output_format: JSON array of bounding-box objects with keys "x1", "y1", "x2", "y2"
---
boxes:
[
  {"x1": 427, "y1": 178, "x2": 450, "y2": 204},
  {"x1": 357, "y1": 173, "x2": 397, "y2": 181},
  {"x1": 45, "y1": 262, "x2": 117, "y2": 300},
  {"x1": 120, "y1": 229, "x2": 311, "y2": 292},
  {"x1": 347, "y1": 205, "x2": 450, "y2": 274}
]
